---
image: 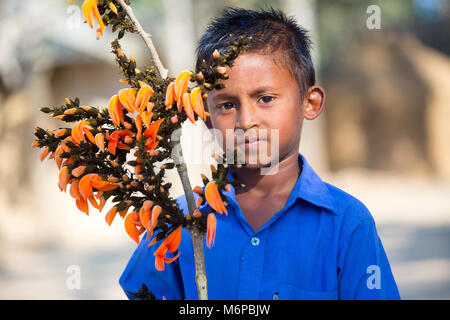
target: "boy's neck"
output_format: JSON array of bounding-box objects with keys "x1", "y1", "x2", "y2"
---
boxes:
[{"x1": 234, "y1": 150, "x2": 301, "y2": 198}]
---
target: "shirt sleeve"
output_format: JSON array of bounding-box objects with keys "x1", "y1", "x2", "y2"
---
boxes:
[
  {"x1": 337, "y1": 217, "x2": 401, "y2": 300},
  {"x1": 119, "y1": 231, "x2": 185, "y2": 300}
]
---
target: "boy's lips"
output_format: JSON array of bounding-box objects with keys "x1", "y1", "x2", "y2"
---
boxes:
[{"x1": 239, "y1": 138, "x2": 267, "y2": 150}]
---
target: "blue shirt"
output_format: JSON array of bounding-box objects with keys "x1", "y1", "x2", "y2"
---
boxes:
[{"x1": 119, "y1": 153, "x2": 400, "y2": 300}]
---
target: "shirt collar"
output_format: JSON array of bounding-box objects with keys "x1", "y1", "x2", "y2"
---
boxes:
[
  {"x1": 202, "y1": 153, "x2": 337, "y2": 215},
  {"x1": 295, "y1": 153, "x2": 337, "y2": 214}
]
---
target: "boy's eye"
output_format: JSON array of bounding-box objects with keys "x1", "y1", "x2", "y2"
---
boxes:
[
  {"x1": 259, "y1": 96, "x2": 274, "y2": 103},
  {"x1": 218, "y1": 102, "x2": 235, "y2": 111}
]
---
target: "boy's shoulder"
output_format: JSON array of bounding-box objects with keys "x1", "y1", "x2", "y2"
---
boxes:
[{"x1": 323, "y1": 181, "x2": 375, "y2": 229}]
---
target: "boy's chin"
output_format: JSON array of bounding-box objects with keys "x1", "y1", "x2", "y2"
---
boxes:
[{"x1": 237, "y1": 148, "x2": 276, "y2": 170}]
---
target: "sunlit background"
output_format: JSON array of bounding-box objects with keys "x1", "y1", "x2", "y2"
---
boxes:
[{"x1": 0, "y1": 0, "x2": 449, "y2": 299}]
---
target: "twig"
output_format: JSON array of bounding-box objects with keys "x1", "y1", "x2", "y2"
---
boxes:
[
  {"x1": 117, "y1": 0, "x2": 208, "y2": 300},
  {"x1": 172, "y1": 138, "x2": 208, "y2": 300},
  {"x1": 116, "y1": 0, "x2": 168, "y2": 79}
]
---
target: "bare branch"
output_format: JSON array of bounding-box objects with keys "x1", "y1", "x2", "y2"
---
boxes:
[{"x1": 116, "y1": 0, "x2": 169, "y2": 79}]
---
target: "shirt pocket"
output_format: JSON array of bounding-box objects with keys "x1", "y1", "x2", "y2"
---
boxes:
[{"x1": 275, "y1": 284, "x2": 338, "y2": 300}]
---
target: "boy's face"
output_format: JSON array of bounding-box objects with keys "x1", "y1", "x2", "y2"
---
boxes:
[{"x1": 206, "y1": 52, "x2": 309, "y2": 169}]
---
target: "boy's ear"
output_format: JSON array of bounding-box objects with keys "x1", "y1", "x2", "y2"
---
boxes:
[{"x1": 303, "y1": 86, "x2": 325, "y2": 120}]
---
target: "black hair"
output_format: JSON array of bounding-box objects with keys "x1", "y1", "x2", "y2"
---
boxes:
[{"x1": 195, "y1": 7, "x2": 316, "y2": 97}]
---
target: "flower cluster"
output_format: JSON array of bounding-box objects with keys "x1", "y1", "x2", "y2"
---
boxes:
[
  {"x1": 34, "y1": 0, "x2": 249, "y2": 273},
  {"x1": 68, "y1": 0, "x2": 133, "y2": 40}
]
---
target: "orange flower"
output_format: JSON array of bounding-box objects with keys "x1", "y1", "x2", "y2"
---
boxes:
[
  {"x1": 108, "y1": 95, "x2": 124, "y2": 127},
  {"x1": 135, "y1": 115, "x2": 143, "y2": 142},
  {"x1": 40, "y1": 146, "x2": 50, "y2": 162},
  {"x1": 94, "y1": 133, "x2": 105, "y2": 152},
  {"x1": 69, "y1": 180, "x2": 82, "y2": 200},
  {"x1": 76, "y1": 197, "x2": 89, "y2": 215},
  {"x1": 78, "y1": 173, "x2": 120, "y2": 201},
  {"x1": 98, "y1": 195, "x2": 107, "y2": 212},
  {"x1": 135, "y1": 84, "x2": 154, "y2": 114},
  {"x1": 124, "y1": 211, "x2": 141, "y2": 244},
  {"x1": 190, "y1": 87, "x2": 206, "y2": 121},
  {"x1": 105, "y1": 206, "x2": 117, "y2": 226},
  {"x1": 54, "y1": 138, "x2": 72, "y2": 169},
  {"x1": 192, "y1": 185, "x2": 204, "y2": 195},
  {"x1": 149, "y1": 205, "x2": 162, "y2": 236},
  {"x1": 107, "y1": 129, "x2": 135, "y2": 155},
  {"x1": 165, "y1": 82, "x2": 175, "y2": 110},
  {"x1": 141, "y1": 110, "x2": 152, "y2": 128},
  {"x1": 174, "y1": 71, "x2": 191, "y2": 112},
  {"x1": 143, "y1": 118, "x2": 164, "y2": 152},
  {"x1": 206, "y1": 213, "x2": 217, "y2": 248},
  {"x1": 71, "y1": 165, "x2": 86, "y2": 178},
  {"x1": 64, "y1": 108, "x2": 77, "y2": 115},
  {"x1": 88, "y1": 194, "x2": 100, "y2": 210},
  {"x1": 79, "y1": 173, "x2": 95, "y2": 199},
  {"x1": 58, "y1": 167, "x2": 70, "y2": 192},
  {"x1": 182, "y1": 93, "x2": 196, "y2": 124},
  {"x1": 139, "y1": 200, "x2": 154, "y2": 232},
  {"x1": 118, "y1": 88, "x2": 137, "y2": 114},
  {"x1": 153, "y1": 226, "x2": 182, "y2": 271},
  {"x1": 204, "y1": 181, "x2": 228, "y2": 215},
  {"x1": 71, "y1": 120, "x2": 95, "y2": 145},
  {"x1": 82, "y1": 0, "x2": 106, "y2": 40}
]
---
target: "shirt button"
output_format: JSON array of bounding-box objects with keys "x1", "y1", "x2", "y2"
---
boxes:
[{"x1": 250, "y1": 237, "x2": 260, "y2": 247}]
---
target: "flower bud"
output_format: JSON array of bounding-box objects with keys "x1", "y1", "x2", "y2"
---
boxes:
[
  {"x1": 212, "y1": 49, "x2": 220, "y2": 59},
  {"x1": 216, "y1": 66, "x2": 226, "y2": 74}
]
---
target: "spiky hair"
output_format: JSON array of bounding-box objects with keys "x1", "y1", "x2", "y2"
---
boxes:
[{"x1": 196, "y1": 7, "x2": 315, "y2": 96}]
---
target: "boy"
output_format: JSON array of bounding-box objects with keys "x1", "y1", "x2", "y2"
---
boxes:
[{"x1": 119, "y1": 7, "x2": 400, "y2": 300}]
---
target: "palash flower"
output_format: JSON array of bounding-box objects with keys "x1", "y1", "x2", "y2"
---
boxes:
[
  {"x1": 153, "y1": 226, "x2": 182, "y2": 271},
  {"x1": 54, "y1": 136, "x2": 75, "y2": 170},
  {"x1": 135, "y1": 82, "x2": 154, "y2": 114},
  {"x1": 71, "y1": 120, "x2": 96, "y2": 145},
  {"x1": 59, "y1": 167, "x2": 70, "y2": 192},
  {"x1": 149, "y1": 205, "x2": 162, "y2": 236},
  {"x1": 118, "y1": 88, "x2": 137, "y2": 114},
  {"x1": 107, "y1": 129, "x2": 135, "y2": 155},
  {"x1": 204, "y1": 181, "x2": 228, "y2": 215},
  {"x1": 143, "y1": 118, "x2": 164, "y2": 151},
  {"x1": 138, "y1": 200, "x2": 153, "y2": 231},
  {"x1": 167, "y1": 72, "x2": 209, "y2": 123},
  {"x1": 182, "y1": 93, "x2": 196, "y2": 124},
  {"x1": 165, "y1": 82, "x2": 175, "y2": 110},
  {"x1": 81, "y1": 0, "x2": 106, "y2": 40},
  {"x1": 105, "y1": 206, "x2": 117, "y2": 226},
  {"x1": 141, "y1": 110, "x2": 153, "y2": 128},
  {"x1": 174, "y1": 71, "x2": 191, "y2": 112},
  {"x1": 40, "y1": 146, "x2": 50, "y2": 162},
  {"x1": 70, "y1": 173, "x2": 120, "y2": 215},
  {"x1": 206, "y1": 213, "x2": 217, "y2": 249},
  {"x1": 135, "y1": 115, "x2": 143, "y2": 141},
  {"x1": 94, "y1": 132, "x2": 105, "y2": 152},
  {"x1": 190, "y1": 87, "x2": 207, "y2": 121},
  {"x1": 124, "y1": 211, "x2": 142, "y2": 244},
  {"x1": 71, "y1": 165, "x2": 86, "y2": 178},
  {"x1": 108, "y1": 95, "x2": 125, "y2": 127}
]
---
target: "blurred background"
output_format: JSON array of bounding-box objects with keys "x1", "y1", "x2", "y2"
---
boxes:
[{"x1": 0, "y1": 0, "x2": 448, "y2": 299}]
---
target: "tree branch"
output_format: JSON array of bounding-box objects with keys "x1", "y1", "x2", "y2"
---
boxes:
[
  {"x1": 172, "y1": 137, "x2": 208, "y2": 300},
  {"x1": 117, "y1": 0, "x2": 208, "y2": 300},
  {"x1": 116, "y1": 0, "x2": 169, "y2": 79}
]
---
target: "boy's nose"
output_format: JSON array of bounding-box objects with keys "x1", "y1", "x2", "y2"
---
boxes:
[{"x1": 236, "y1": 100, "x2": 258, "y2": 130}]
